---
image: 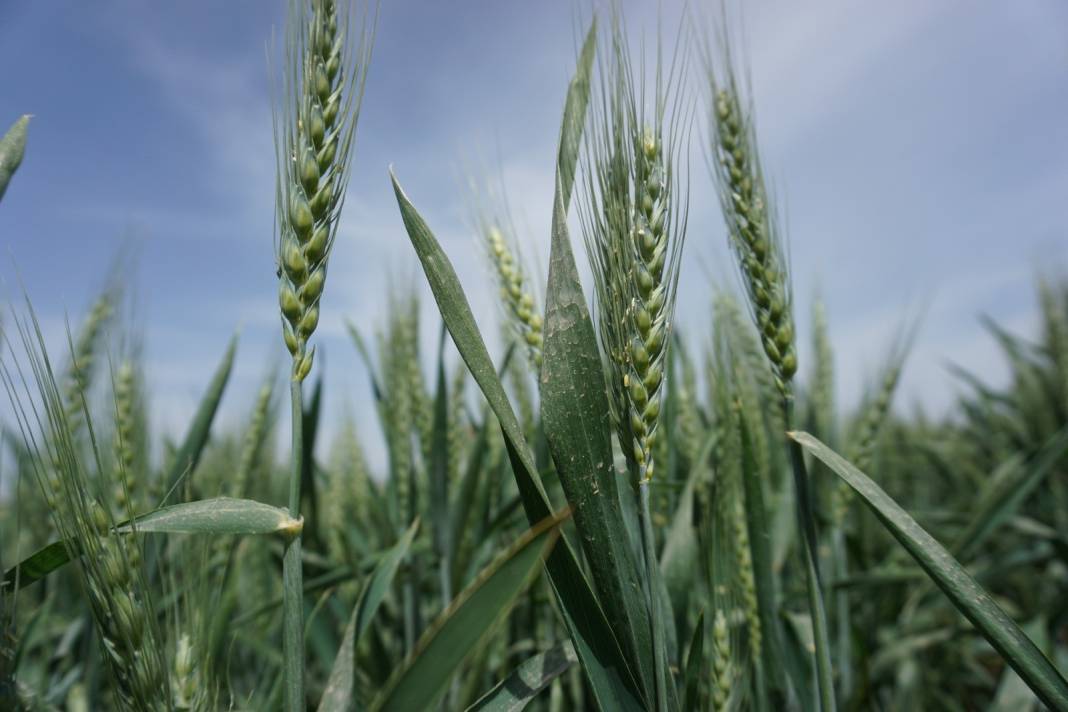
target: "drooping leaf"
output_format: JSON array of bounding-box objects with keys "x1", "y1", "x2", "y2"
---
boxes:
[
  {"x1": 792, "y1": 431, "x2": 1068, "y2": 710},
  {"x1": 1, "y1": 540, "x2": 69, "y2": 590},
  {"x1": 991, "y1": 619, "x2": 1049, "y2": 712}
]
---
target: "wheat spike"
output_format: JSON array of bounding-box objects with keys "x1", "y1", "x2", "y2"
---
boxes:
[
  {"x1": 580, "y1": 16, "x2": 689, "y2": 481},
  {"x1": 276, "y1": 0, "x2": 373, "y2": 382}
]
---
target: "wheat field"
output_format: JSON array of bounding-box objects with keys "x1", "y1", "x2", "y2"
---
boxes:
[{"x1": 1, "y1": 2, "x2": 1067, "y2": 711}]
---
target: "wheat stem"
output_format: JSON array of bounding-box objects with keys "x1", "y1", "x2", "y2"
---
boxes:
[
  {"x1": 711, "y1": 69, "x2": 835, "y2": 709},
  {"x1": 786, "y1": 410, "x2": 836, "y2": 712},
  {"x1": 282, "y1": 378, "x2": 304, "y2": 712},
  {"x1": 638, "y1": 478, "x2": 668, "y2": 710}
]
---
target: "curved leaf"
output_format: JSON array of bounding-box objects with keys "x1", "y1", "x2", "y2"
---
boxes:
[
  {"x1": 390, "y1": 19, "x2": 643, "y2": 710},
  {"x1": 792, "y1": 430, "x2": 1068, "y2": 711},
  {"x1": 370, "y1": 511, "x2": 567, "y2": 712}
]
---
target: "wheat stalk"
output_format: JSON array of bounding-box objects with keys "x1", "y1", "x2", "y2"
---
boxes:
[
  {"x1": 379, "y1": 297, "x2": 416, "y2": 527},
  {"x1": 832, "y1": 336, "x2": 912, "y2": 522},
  {"x1": 273, "y1": 2, "x2": 374, "y2": 709},
  {"x1": 580, "y1": 15, "x2": 689, "y2": 709},
  {"x1": 710, "y1": 89, "x2": 796, "y2": 398},
  {"x1": 64, "y1": 285, "x2": 119, "y2": 429},
  {"x1": 707, "y1": 44, "x2": 838, "y2": 708},
  {"x1": 809, "y1": 298, "x2": 836, "y2": 442}
]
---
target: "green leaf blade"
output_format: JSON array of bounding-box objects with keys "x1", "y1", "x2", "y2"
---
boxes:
[
  {"x1": 466, "y1": 641, "x2": 577, "y2": 712},
  {"x1": 390, "y1": 171, "x2": 644, "y2": 711},
  {"x1": 163, "y1": 334, "x2": 239, "y2": 496},
  {"x1": 318, "y1": 520, "x2": 420, "y2": 712},
  {"x1": 2, "y1": 540, "x2": 71, "y2": 591},
  {"x1": 4, "y1": 496, "x2": 295, "y2": 589},
  {"x1": 792, "y1": 430, "x2": 1068, "y2": 710},
  {"x1": 117, "y1": 497, "x2": 300, "y2": 536},
  {"x1": 541, "y1": 182, "x2": 654, "y2": 697},
  {"x1": 371, "y1": 512, "x2": 567, "y2": 712}
]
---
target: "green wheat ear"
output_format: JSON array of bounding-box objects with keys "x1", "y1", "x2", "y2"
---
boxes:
[
  {"x1": 485, "y1": 223, "x2": 544, "y2": 370},
  {"x1": 467, "y1": 175, "x2": 544, "y2": 371},
  {"x1": 275, "y1": 0, "x2": 374, "y2": 381},
  {"x1": 4, "y1": 311, "x2": 168, "y2": 711},
  {"x1": 580, "y1": 15, "x2": 689, "y2": 482},
  {"x1": 709, "y1": 83, "x2": 797, "y2": 398}
]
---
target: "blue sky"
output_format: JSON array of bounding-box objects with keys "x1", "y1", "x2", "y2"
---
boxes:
[{"x1": 1, "y1": 1, "x2": 1066, "y2": 465}]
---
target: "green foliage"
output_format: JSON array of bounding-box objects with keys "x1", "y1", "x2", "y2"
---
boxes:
[
  {"x1": 1, "y1": 4, "x2": 1066, "y2": 712},
  {"x1": 795, "y1": 431, "x2": 1068, "y2": 710}
]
